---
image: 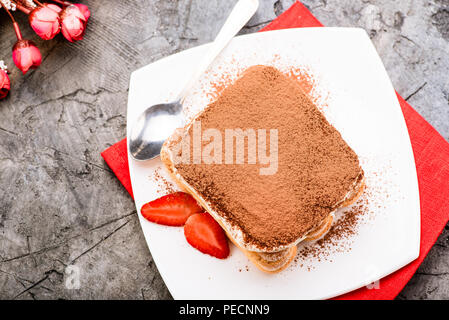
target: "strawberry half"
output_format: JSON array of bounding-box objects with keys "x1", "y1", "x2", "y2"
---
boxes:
[
  {"x1": 184, "y1": 212, "x2": 230, "y2": 259},
  {"x1": 140, "y1": 192, "x2": 203, "y2": 226}
]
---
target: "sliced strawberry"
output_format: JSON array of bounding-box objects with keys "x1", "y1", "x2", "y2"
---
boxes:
[
  {"x1": 140, "y1": 192, "x2": 203, "y2": 226},
  {"x1": 184, "y1": 212, "x2": 230, "y2": 259}
]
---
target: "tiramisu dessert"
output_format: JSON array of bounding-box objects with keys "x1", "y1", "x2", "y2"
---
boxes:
[{"x1": 160, "y1": 65, "x2": 365, "y2": 273}]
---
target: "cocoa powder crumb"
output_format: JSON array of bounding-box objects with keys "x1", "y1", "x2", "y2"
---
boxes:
[
  {"x1": 298, "y1": 202, "x2": 367, "y2": 262},
  {"x1": 293, "y1": 182, "x2": 376, "y2": 270},
  {"x1": 317, "y1": 204, "x2": 364, "y2": 247},
  {"x1": 151, "y1": 168, "x2": 177, "y2": 194}
]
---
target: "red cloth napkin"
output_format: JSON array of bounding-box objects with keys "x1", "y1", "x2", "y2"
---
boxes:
[{"x1": 101, "y1": 1, "x2": 449, "y2": 300}]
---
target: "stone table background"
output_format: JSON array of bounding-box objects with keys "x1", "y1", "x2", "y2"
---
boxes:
[{"x1": 0, "y1": 0, "x2": 448, "y2": 300}]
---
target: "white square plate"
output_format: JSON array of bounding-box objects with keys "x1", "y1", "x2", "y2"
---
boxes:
[{"x1": 126, "y1": 28, "x2": 420, "y2": 299}]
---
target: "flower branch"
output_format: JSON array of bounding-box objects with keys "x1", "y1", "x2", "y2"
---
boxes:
[{"x1": 0, "y1": 0, "x2": 91, "y2": 99}]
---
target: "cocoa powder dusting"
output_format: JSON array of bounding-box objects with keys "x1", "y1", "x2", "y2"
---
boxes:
[
  {"x1": 175, "y1": 65, "x2": 363, "y2": 250},
  {"x1": 151, "y1": 168, "x2": 177, "y2": 194},
  {"x1": 293, "y1": 171, "x2": 392, "y2": 269},
  {"x1": 298, "y1": 202, "x2": 366, "y2": 262},
  {"x1": 201, "y1": 62, "x2": 322, "y2": 110}
]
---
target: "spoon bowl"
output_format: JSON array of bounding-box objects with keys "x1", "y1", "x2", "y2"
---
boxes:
[{"x1": 129, "y1": 101, "x2": 184, "y2": 161}]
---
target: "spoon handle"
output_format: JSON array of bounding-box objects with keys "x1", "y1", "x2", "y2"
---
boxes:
[{"x1": 176, "y1": 0, "x2": 259, "y2": 102}]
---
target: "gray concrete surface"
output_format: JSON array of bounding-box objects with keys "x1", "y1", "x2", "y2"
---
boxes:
[{"x1": 0, "y1": 0, "x2": 448, "y2": 300}]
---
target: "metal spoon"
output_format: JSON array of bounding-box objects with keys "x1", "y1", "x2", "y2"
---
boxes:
[{"x1": 129, "y1": 0, "x2": 259, "y2": 161}]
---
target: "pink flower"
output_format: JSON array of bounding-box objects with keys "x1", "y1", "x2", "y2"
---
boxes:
[
  {"x1": 60, "y1": 5, "x2": 87, "y2": 42},
  {"x1": 12, "y1": 40, "x2": 42, "y2": 74},
  {"x1": 0, "y1": 69, "x2": 10, "y2": 100},
  {"x1": 29, "y1": 4, "x2": 62, "y2": 40},
  {"x1": 74, "y1": 3, "x2": 90, "y2": 20}
]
